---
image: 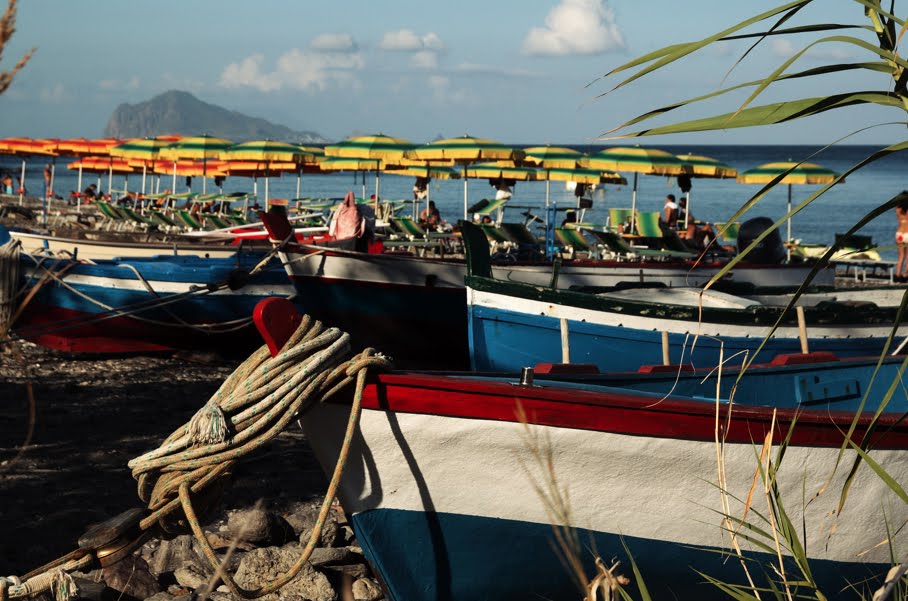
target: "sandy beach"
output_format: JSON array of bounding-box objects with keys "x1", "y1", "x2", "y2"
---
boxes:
[{"x1": 0, "y1": 340, "x2": 329, "y2": 576}]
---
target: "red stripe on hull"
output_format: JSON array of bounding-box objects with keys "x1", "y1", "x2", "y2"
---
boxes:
[{"x1": 362, "y1": 373, "x2": 908, "y2": 449}]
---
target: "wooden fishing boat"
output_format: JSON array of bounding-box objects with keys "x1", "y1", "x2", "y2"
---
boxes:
[
  {"x1": 462, "y1": 224, "x2": 908, "y2": 372},
  {"x1": 11, "y1": 250, "x2": 295, "y2": 353},
  {"x1": 251, "y1": 299, "x2": 906, "y2": 601},
  {"x1": 258, "y1": 212, "x2": 837, "y2": 369}
]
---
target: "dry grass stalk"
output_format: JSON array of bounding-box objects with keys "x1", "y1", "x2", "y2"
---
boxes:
[{"x1": 0, "y1": 0, "x2": 34, "y2": 95}]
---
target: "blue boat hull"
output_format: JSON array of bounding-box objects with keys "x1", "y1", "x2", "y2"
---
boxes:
[
  {"x1": 469, "y1": 303, "x2": 898, "y2": 373},
  {"x1": 351, "y1": 507, "x2": 887, "y2": 601}
]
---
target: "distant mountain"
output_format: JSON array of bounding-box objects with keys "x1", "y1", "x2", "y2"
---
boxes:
[{"x1": 103, "y1": 90, "x2": 329, "y2": 143}]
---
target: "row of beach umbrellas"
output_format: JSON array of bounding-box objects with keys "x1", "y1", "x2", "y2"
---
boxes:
[{"x1": 0, "y1": 134, "x2": 843, "y2": 241}]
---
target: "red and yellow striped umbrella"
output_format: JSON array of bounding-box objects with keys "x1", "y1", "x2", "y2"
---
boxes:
[{"x1": 158, "y1": 135, "x2": 233, "y2": 193}]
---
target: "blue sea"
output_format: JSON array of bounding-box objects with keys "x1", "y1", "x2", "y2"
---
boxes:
[{"x1": 3, "y1": 144, "x2": 905, "y2": 259}]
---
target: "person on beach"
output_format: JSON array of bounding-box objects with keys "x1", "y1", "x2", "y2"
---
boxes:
[
  {"x1": 82, "y1": 184, "x2": 97, "y2": 201},
  {"x1": 1, "y1": 174, "x2": 12, "y2": 195},
  {"x1": 413, "y1": 177, "x2": 429, "y2": 202},
  {"x1": 43, "y1": 164, "x2": 53, "y2": 199},
  {"x1": 677, "y1": 196, "x2": 688, "y2": 228},
  {"x1": 493, "y1": 179, "x2": 512, "y2": 201},
  {"x1": 896, "y1": 195, "x2": 908, "y2": 281},
  {"x1": 662, "y1": 194, "x2": 679, "y2": 228},
  {"x1": 420, "y1": 200, "x2": 442, "y2": 228}
]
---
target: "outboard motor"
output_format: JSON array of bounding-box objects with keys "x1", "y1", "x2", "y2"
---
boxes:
[{"x1": 736, "y1": 216, "x2": 786, "y2": 263}]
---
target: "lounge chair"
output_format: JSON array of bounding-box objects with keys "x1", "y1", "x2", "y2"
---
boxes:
[
  {"x1": 202, "y1": 213, "x2": 233, "y2": 230},
  {"x1": 390, "y1": 216, "x2": 428, "y2": 240},
  {"x1": 555, "y1": 227, "x2": 593, "y2": 259},
  {"x1": 119, "y1": 206, "x2": 158, "y2": 231},
  {"x1": 148, "y1": 209, "x2": 182, "y2": 231},
  {"x1": 607, "y1": 208, "x2": 634, "y2": 233},
  {"x1": 93, "y1": 200, "x2": 128, "y2": 231},
  {"x1": 715, "y1": 221, "x2": 740, "y2": 244},
  {"x1": 469, "y1": 197, "x2": 510, "y2": 224},
  {"x1": 634, "y1": 211, "x2": 664, "y2": 238},
  {"x1": 479, "y1": 224, "x2": 514, "y2": 254},
  {"x1": 584, "y1": 229, "x2": 695, "y2": 260},
  {"x1": 176, "y1": 209, "x2": 205, "y2": 230}
]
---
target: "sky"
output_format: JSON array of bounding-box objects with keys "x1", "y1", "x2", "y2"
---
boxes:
[{"x1": 0, "y1": 0, "x2": 905, "y2": 146}]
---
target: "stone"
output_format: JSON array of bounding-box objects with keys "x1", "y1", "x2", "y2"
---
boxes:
[
  {"x1": 173, "y1": 563, "x2": 211, "y2": 590},
  {"x1": 69, "y1": 576, "x2": 106, "y2": 601},
  {"x1": 352, "y1": 577, "x2": 383, "y2": 601},
  {"x1": 101, "y1": 555, "x2": 161, "y2": 600},
  {"x1": 225, "y1": 508, "x2": 293, "y2": 547},
  {"x1": 294, "y1": 510, "x2": 340, "y2": 548},
  {"x1": 306, "y1": 546, "x2": 357, "y2": 567},
  {"x1": 234, "y1": 547, "x2": 336, "y2": 601},
  {"x1": 145, "y1": 593, "x2": 177, "y2": 601},
  {"x1": 150, "y1": 535, "x2": 203, "y2": 575}
]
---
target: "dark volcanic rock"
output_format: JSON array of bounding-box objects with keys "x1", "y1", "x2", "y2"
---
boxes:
[{"x1": 104, "y1": 90, "x2": 329, "y2": 143}]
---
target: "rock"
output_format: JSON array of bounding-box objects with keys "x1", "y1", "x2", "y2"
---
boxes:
[
  {"x1": 226, "y1": 508, "x2": 295, "y2": 547},
  {"x1": 150, "y1": 535, "x2": 203, "y2": 575},
  {"x1": 69, "y1": 576, "x2": 107, "y2": 601},
  {"x1": 318, "y1": 564, "x2": 370, "y2": 595},
  {"x1": 101, "y1": 555, "x2": 161, "y2": 600},
  {"x1": 227, "y1": 508, "x2": 270, "y2": 545},
  {"x1": 174, "y1": 563, "x2": 211, "y2": 590},
  {"x1": 339, "y1": 524, "x2": 357, "y2": 546},
  {"x1": 291, "y1": 506, "x2": 340, "y2": 548},
  {"x1": 145, "y1": 593, "x2": 177, "y2": 601},
  {"x1": 234, "y1": 547, "x2": 336, "y2": 601},
  {"x1": 306, "y1": 546, "x2": 357, "y2": 567},
  {"x1": 352, "y1": 577, "x2": 383, "y2": 601}
]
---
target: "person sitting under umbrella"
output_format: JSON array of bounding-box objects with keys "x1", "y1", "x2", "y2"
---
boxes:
[{"x1": 420, "y1": 200, "x2": 442, "y2": 228}]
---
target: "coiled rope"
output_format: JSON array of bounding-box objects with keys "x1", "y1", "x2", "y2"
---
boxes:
[{"x1": 4, "y1": 311, "x2": 392, "y2": 599}]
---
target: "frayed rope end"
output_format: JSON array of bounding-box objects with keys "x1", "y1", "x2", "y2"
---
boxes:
[{"x1": 188, "y1": 400, "x2": 229, "y2": 446}]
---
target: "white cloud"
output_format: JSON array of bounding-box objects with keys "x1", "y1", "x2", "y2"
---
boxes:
[
  {"x1": 219, "y1": 49, "x2": 365, "y2": 93},
  {"x1": 98, "y1": 76, "x2": 141, "y2": 91},
  {"x1": 522, "y1": 0, "x2": 624, "y2": 57},
  {"x1": 454, "y1": 62, "x2": 540, "y2": 78},
  {"x1": 426, "y1": 75, "x2": 475, "y2": 106},
  {"x1": 311, "y1": 33, "x2": 358, "y2": 52},
  {"x1": 411, "y1": 51, "x2": 438, "y2": 69},
  {"x1": 380, "y1": 29, "x2": 445, "y2": 52},
  {"x1": 39, "y1": 83, "x2": 66, "y2": 104},
  {"x1": 770, "y1": 39, "x2": 853, "y2": 61}
]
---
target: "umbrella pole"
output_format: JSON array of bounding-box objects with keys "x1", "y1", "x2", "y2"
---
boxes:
[
  {"x1": 49, "y1": 160, "x2": 55, "y2": 213},
  {"x1": 76, "y1": 166, "x2": 83, "y2": 214},
  {"x1": 172, "y1": 162, "x2": 177, "y2": 196},
  {"x1": 108, "y1": 166, "x2": 113, "y2": 201},
  {"x1": 630, "y1": 172, "x2": 638, "y2": 234},
  {"x1": 544, "y1": 174, "x2": 550, "y2": 228},
  {"x1": 375, "y1": 169, "x2": 381, "y2": 215},
  {"x1": 203, "y1": 161, "x2": 207, "y2": 194},
  {"x1": 296, "y1": 167, "x2": 301, "y2": 200},
  {"x1": 141, "y1": 165, "x2": 147, "y2": 196},
  {"x1": 685, "y1": 189, "x2": 691, "y2": 230},
  {"x1": 786, "y1": 183, "x2": 792, "y2": 261},
  {"x1": 18, "y1": 159, "x2": 25, "y2": 205},
  {"x1": 463, "y1": 175, "x2": 469, "y2": 221},
  {"x1": 361, "y1": 171, "x2": 366, "y2": 201}
]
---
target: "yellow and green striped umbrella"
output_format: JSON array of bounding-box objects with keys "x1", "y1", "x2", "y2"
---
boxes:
[
  {"x1": 543, "y1": 167, "x2": 626, "y2": 186},
  {"x1": 675, "y1": 153, "x2": 738, "y2": 228},
  {"x1": 409, "y1": 135, "x2": 525, "y2": 219},
  {"x1": 463, "y1": 163, "x2": 539, "y2": 181},
  {"x1": 110, "y1": 137, "x2": 175, "y2": 195},
  {"x1": 324, "y1": 134, "x2": 415, "y2": 206},
  {"x1": 159, "y1": 135, "x2": 233, "y2": 160},
  {"x1": 583, "y1": 146, "x2": 687, "y2": 234},
  {"x1": 737, "y1": 161, "x2": 842, "y2": 247},
  {"x1": 387, "y1": 165, "x2": 460, "y2": 180},
  {"x1": 159, "y1": 135, "x2": 233, "y2": 194},
  {"x1": 523, "y1": 146, "x2": 584, "y2": 169},
  {"x1": 221, "y1": 140, "x2": 310, "y2": 162}
]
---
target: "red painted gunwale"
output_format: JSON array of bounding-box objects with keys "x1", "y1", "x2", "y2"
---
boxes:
[{"x1": 360, "y1": 373, "x2": 908, "y2": 449}]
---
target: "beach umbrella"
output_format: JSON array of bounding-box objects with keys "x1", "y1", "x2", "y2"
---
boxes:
[
  {"x1": 111, "y1": 137, "x2": 173, "y2": 197},
  {"x1": 522, "y1": 146, "x2": 586, "y2": 218},
  {"x1": 0, "y1": 137, "x2": 58, "y2": 206},
  {"x1": 159, "y1": 135, "x2": 233, "y2": 194},
  {"x1": 583, "y1": 146, "x2": 687, "y2": 235},
  {"x1": 675, "y1": 153, "x2": 738, "y2": 229},
  {"x1": 325, "y1": 134, "x2": 416, "y2": 211},
  {"x1": 294, "y1": 145, "x2": 326, "y2": 199},
  {"x1": 736, "y1": 161, "x2": 842, "y2": 250},
  {"x1": 409, "y1": 135, "x2": 525, "y2": 220},
  {"x1": 223, "y1": 159, "x2": 322, "y2": 213},
  {"x1": 319, "y1": 156, "x2": 394, "y2": 200},
  {"x1": 221, "y1": 140, "x2": 314, "y2": 209}
]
